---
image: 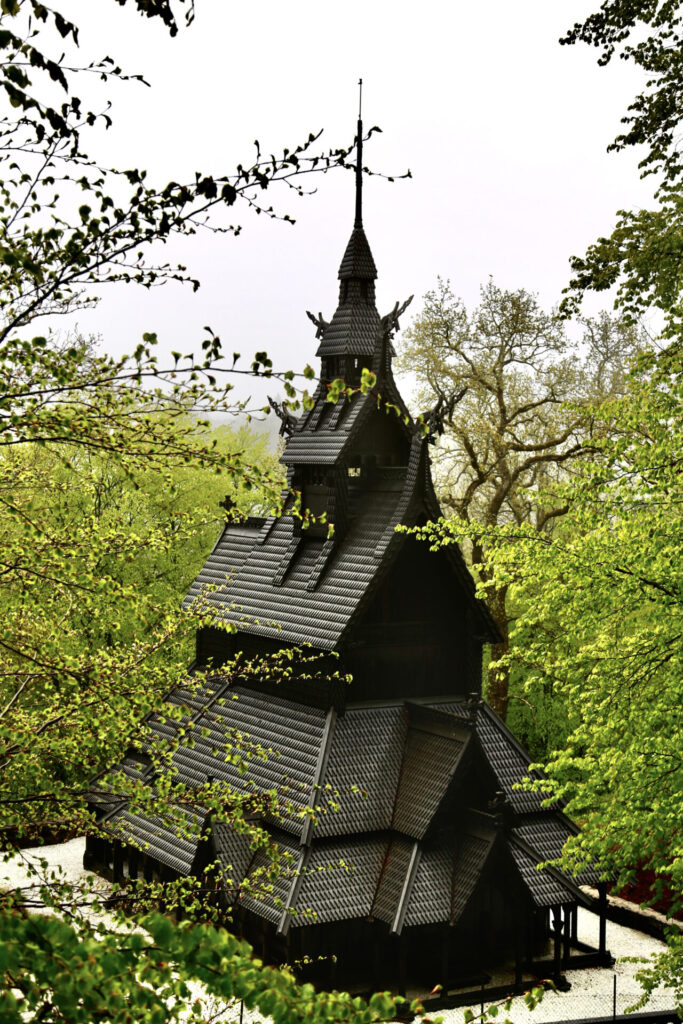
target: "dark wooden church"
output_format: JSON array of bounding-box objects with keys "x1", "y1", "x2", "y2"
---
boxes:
[{"x1": 86, "y1": 120, "x2": 610, "y2": 996}]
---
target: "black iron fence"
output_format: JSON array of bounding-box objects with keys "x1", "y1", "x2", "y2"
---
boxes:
[{"x1": 423, "y1": 971, "x2": 679, "y2": 1022}]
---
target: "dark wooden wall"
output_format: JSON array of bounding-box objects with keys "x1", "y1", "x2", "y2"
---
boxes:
[
  {"x1": 195, "y1": 538, "x2": 482, "y2": 707},
  {"x1": 344, "y1": 539, "x2": 482, "y2": 701}
]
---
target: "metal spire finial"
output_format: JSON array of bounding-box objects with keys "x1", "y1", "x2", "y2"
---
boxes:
[{"x1": 355, "y1": 78, "x2": 363, "y2": 229}]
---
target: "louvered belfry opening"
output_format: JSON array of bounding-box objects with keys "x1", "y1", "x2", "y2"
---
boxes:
[{"x1": 86, "y1": 133, "x2": 610, "y2": 998}]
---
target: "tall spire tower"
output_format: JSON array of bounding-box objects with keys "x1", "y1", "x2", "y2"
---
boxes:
[{"x1": 314, "y1": 86, "x2": 379, "y2": 380}]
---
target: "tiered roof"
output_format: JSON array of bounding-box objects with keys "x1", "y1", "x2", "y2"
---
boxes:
[
  {"x1": 183, "y1": 436, "x2": 495, "y2": 649},
  {"x1": 183, "y1": 151, "x2": 496, "y2": 648},
  {"x1": 92, "y1": 122, "x2": 599, "y2": 958},
  {"x1": 96, "y1": 679, "x2": 593, "y2": 934}
]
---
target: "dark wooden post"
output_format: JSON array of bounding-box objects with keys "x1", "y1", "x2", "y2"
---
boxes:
[
  {"x1": 598, "y1": 883, "x2": 607, "y2": 956},
  {"x1": 514, "y1": 928, "x2": 523, "y2": 988},
  {"x1": 372, "y1": 926, "x2": 382, "y2": 988},
  {"x1": 562, "y1": 904, "x2": 571, "y2": 966},
  {"x1": 112, "y1": 842, "x2": 123, "y2": 883},
  {"x1": 83, "y1": 835, "x2": 96, "y2": 870},
  {"x1": 524, "y1": 916, "x2": 533, "y2": 971},
  {"x1": 396, "y1": 937, "x2": 407, "y2": 997},
  {"x1": 128, "y1": 847, "x2": 139, "y2": 881},
  {"x1": 441, "y1": 924, "x2": 450, "y2": 993},
  {"x1": 571, "y1": 905, "x2": 578, "y2": 944},
  {"x1": 552, "y1": 907, "x2": 562, "y2": 979},
  {"x1": 327, "y1": 926, "x2": 338, "y2": 989}
]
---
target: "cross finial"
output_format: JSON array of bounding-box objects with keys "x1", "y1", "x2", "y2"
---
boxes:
[{"x1": 355, "y1": 79, "x2": 363, "y2": 229}]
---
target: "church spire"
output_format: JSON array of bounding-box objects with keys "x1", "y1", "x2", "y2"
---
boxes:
[
  {"x1": 355, "y1": 78, "x2": 363, "y2": 229},
  {"x1": 336, "y1": 83, "x2": 376, "y2": 286},
  {"x1": 314, "y1": 86, "x2": 379, "y2": 361}
]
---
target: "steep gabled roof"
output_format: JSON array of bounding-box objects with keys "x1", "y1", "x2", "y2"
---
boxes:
[
  {"x1": 392, "y1": 704, "x2": 473, "y2": 839},
  {"x1": 103, "y1": 804, "x2": 206, "y2": 876},
  {"x1": 98, "y1": 678, "x2": 599, "y2": 932},
  {"x1": 338, "y1": 226, "x2": 377, "y2": 281},
  {"x1": 316, "y1": 204, "x2": 378, "y2": 360},
  {"x1": 314, "y1": 704, "x2": 407, "y2": 836},
  {"x1": 508, "y1": 834, "x2": 590, "y2": 908},
  {"x1": 241, "y1": 829, "x2": 304, "y2": 928},
  {"x1": 280, "y1": 390, "x2": 370, "y2": 465},
  {"x1": 183, "y1": 433, "x2": 498, "y2": 649},
  {"x1": 295, "y1": 836, "x2": 386, "y2": 926},
  {"x1": 182, "y1": 171, "x2": 500, "y2": 650},
  {"x1": 315, "y1": 284, "x2": 382, "y2": 359},
  {"x1": 512, "y1": 814, "x2": 603, "y2": 886},
  {"x1": 371, "y1": 836, "x2": 419, "y2": 930},
  {"x1": 432, "y1": 698, "x2": 554, "y2": 813},
  {"x1": 367, "y1": 826, "x2": 501, "y2": 934},
  {"x1": 183, "y1": 479, "x2": 403, "y2": 648},
  {"x1": 212, "y1": 820, "x2": 254, "y2": 887},
  {"x1": 285, "y1": 332, "x2": 412, "y2": 466}
]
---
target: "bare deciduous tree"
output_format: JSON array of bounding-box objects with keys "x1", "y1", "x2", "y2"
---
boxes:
[{"x1": 398, "y1": 277, "x2": 644, "y2": 718}]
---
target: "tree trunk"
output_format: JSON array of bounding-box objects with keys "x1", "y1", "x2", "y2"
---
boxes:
[{"x1": 485, "y1": 584, "x2": 510, "y2": 720}]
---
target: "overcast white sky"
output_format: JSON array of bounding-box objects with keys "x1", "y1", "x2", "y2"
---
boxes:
[{"x1": 50, "y1": 0, "x2": 653, "y2": 408}]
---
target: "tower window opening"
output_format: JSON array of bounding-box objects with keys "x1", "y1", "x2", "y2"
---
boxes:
[{"x1": 325, "y1": 357, "x2": 344, "y2": 382}]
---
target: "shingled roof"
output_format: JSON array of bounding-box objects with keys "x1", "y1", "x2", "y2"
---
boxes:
[
  {"x1": 316, "y1": 284, "x2": 381, "y2": 359},
  {"x1": 512, "y1": 814, "x2": 603, "y2": 886},
  {"x1": 338, "y1": 226, "x2": 377, "y2": 281},
  {"x1": 392, "y1": 704, "x2": 473, "y2": 839},
  {"x1": 181, "y1": 168, "x2": 501, "y2": 652},
  {"x1": 433, "y1": 698, "x2": 554, "y2": 813},
  {"x1": 184, "y1": 479, "x2": 399, "y2": 649},
  {"x1": 99, "y1": 678, "x2": 593, "y2": 933},
  {"x1": 185, "y1": 439, "x2": 497, "y2": 652},
  {"x1": 89, "y1": 140, "x2": 605, "y2": 979}
]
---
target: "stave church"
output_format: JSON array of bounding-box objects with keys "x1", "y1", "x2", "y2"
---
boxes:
[{"x1": 86, "y1": 115, "x2": 610, "y2": 998}]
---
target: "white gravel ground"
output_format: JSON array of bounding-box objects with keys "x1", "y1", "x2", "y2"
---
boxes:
[
  {"x1": 439, "y1": 907, "x2": 677, "y2": 1024},
  {"x1": 2, "y1": 838, "x2": 679, "y2": 1023}
]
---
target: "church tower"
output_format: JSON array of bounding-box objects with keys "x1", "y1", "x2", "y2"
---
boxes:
[{"x1": 188, "y1": 110, "x2": 496, "y2": 704}]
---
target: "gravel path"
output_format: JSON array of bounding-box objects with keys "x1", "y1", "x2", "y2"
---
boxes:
[{"x1": 2, "y1": 838, "x2": 679, "y2": 1023}]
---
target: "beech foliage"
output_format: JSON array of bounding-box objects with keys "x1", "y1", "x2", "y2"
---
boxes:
[
  {"x1": 409, "y1": 344, "x2": 683, "y2": 1008},
  {"x1": 560, "y1": 1, "x2": 683, "y2": 338}
]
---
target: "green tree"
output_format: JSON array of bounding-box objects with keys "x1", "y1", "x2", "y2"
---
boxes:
[
  {"x1": 0, "y1": 2, "x2": 359, "y2": 338},
  {"x1": 411, "y1": 343, "x2": 683, "y2": 1006},
  {"x1": 0, "y1": 904, "x2": 410, "y2": 1023},
  {"x1": 397, "y1": 277, "x2": 642, "y2": 720},
  {"x1": 0, "y1": 353, "x2": 285, "y2": 842},
  {"x1": 489, "y1": 343, "x2": 683, "y2": 1005},
  {"x1": 560, "y1": 2, "x2": 683, "y2": 337},
  {"x1": 0, "y1": 5, "x2": 407, "y2": 1022}
]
